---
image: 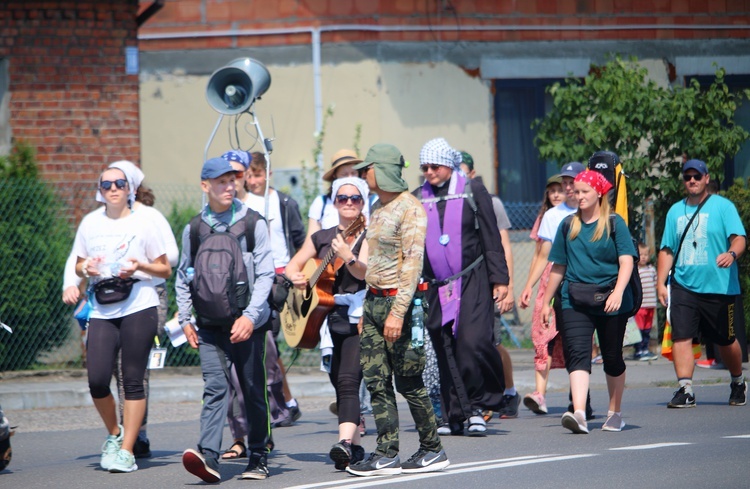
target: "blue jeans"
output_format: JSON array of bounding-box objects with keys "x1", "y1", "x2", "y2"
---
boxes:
[{"x1": 196, "y1": 326, "x2": 269, "y2": 458}]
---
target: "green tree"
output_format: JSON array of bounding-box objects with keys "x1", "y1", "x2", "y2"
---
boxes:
[
  {"x1": 722, "y1": 178, "x2": 750, "y2": 339},
  {"x1": 534, "y1": 55, "x2": 750, "y2": 240},
  {"x1": 0, "y1": 141, "x2": 72, "y2": 370}
]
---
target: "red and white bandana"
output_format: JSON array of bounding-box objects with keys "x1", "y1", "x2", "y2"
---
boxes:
[{"x1": 575, "y1": 170, "x2": 613, "y2": 196}]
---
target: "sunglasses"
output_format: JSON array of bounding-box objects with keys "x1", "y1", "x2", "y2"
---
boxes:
[
  {"x1": 420, "y1": 164, "x2": 442, "y2": 173},
  {"x1": 683, "y1": 173, "x2": 703, "y2": 182},
  {"x1": 335, "y1": 194, "x2": 364, "y2": 205},
  {"x1": 100, "y1": 179, "x2": 128, "y2": 191}
]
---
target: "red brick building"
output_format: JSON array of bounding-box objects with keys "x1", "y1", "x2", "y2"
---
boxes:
[{"x1": 1, "y1": 0, "x2": 153, "y2": 182}]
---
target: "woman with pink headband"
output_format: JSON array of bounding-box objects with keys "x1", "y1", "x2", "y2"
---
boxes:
[{"x1": 541, "y1": 170, "x2": 638, "y2": 435}]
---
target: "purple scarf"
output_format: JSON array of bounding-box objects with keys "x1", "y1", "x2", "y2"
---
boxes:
[{"x1": 422, "y1": 171, "x2": 465, "y2": 335}]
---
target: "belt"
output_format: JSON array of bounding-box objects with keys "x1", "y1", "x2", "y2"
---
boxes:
[{"x1": 369, "y1": 287, "x2": 398, "y2": 297}]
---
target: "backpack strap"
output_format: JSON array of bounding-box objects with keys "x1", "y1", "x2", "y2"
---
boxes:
[
  {"x1": 242, "y1": 210, "x2": 259, "y2": 253},
  {"x1": 189, "y1": 213, "x2": 202, "y2": 266},
  {"x1": 320, "y1": 194, "x2": 328, "y2": 221}
]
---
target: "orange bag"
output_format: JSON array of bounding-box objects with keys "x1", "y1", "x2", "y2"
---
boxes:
[{"x1": 661, "y1": 319, "x2": 701, "y2": 361}]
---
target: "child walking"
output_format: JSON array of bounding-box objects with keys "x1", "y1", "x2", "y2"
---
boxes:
[{"x1": 634, "y1": 243, "x2": 658, "y2": 361}]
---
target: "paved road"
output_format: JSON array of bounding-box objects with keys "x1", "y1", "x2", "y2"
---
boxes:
[{"x1": 3, "y1": 383, "x2": 749, "y2": 488}]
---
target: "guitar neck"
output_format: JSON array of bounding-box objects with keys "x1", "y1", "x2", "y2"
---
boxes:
[{"x1": 309, "y1": 248, "x2": 335, "y2": 287}]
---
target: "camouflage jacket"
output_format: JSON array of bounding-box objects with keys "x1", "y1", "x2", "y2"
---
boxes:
[{"x1": 365, "y1": 192, "x2": 427, "y2": 319}]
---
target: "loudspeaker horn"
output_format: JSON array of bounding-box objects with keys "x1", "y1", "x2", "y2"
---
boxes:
[{"x1": 206, "y1": 58, "x2": 271, "y2": 115}]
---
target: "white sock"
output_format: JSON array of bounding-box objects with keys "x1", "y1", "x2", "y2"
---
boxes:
[
  {"x1": 286, "y1": 398, "x2": 298, "y2": 408},
  {"x1": 678, "y1": 378, "x2": 693, "y2": 394},
  {"x1": 731, "y1": 374, "x2": 745, "y2": 385},
  {"x1": 505, "y1": 387, "x2": 517, "y2": 397}
]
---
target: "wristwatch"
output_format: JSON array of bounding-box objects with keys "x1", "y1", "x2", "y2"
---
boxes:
[
  {"x1": 347, "y1": 257, "x2": 357, "y2": 266},
  {"x1": 728, "y1": 250, "x2": 737, "y2": 261}
]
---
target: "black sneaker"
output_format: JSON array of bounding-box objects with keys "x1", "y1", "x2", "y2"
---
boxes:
[
  {"x1": 567, "y1": 392, "x2": 595, "y2": 420},
  {"x1": 351, "y1": 443, "x2": 365, "y2": 465},
  {"x1": 346, "y1": 452, "x2": 401, "y2": 477},
  {"x1": 667, "y1": 386, "x2": 696, "y2": 408},
  {"x1": 401, "y1": 448, "x2": 450, "y2": 474},
  {"x1": 329, "y1": 440, "x2": 353, "y2": 470},
  {"x1": 498, "y1": 392, "x2": 521, "y2": 419},
  {"x1": 729, "y1": 381, "x2": 747, "y2": 406},
  {"x1": 289, "y1": 404, "x2": 302, "y2": 423},
  {"x1": 133, "y1": 437, "x2": 152, "y2": 459},
  {"x1": 241, "y1": 452, "x2": 269, "y2": 480},
  {"x1": 182, "y1": 448, "x2": 220, "y2": 483}
]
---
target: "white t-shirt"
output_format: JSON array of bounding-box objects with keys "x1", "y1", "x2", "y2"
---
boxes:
[
  {"x1": 72, "y1": 207, "x2": 167, "y2": 319},
  {"x1": 308, "y1": 193, "x2": 371, "y2": 230},
  {"x1": 537, "y1": 202, "x2": 577, "y2": 243},
  {"x1": 245, "y1": 190, "x2": 289, "y2": 268},
  {"x1": 63, "y1": 204, "x2": 178, "y2": 289}
]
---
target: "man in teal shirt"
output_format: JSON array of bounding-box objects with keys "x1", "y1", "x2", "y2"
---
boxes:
[{"x1": 657, "y1": 159, "x2": 746, "y2": 408}]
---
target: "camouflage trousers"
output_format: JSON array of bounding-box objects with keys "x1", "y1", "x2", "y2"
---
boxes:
[{"x1": 360, "y1": 294, "x2": 442, "y2": 458}]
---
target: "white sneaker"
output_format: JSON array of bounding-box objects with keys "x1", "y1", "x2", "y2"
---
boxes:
[
  {"x1": 108, "y1": 449, "x2": 138, "y2": 473},
  {"x1": 601, "y1": 413, "x2": 625, "y2": 432},
  {"x1": 100, "y1": 425, "x2": 124, "y2": 470},
  {"x1": 561, "y1": 411, "x2": 589, "y2": 434}
]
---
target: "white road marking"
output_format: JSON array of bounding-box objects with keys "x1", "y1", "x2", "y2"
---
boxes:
[
  {"x1": 284, "y1": 453, "x2": 597, "y2": 489},
  {"x1": 609, "y1": 442, "x2": 693, "y2": 450},
  {"x1": 723, "y1": 434, "x2": 750, "y2": 439}
]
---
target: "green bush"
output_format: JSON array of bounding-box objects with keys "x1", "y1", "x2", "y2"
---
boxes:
[
  {"x1": 722, "y1": 178, "x2": 750, "y2": 339},
  {"x1": 162, "y1": 200, "x2": 200, "y2": 367},
  {"x1": 0, "y1": 141, "x2": 72, "y2": 370}
]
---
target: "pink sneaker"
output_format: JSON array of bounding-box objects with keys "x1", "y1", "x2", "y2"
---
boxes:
[{"x1": 523, "y1": 392, "x2": 548, "y2": 415}]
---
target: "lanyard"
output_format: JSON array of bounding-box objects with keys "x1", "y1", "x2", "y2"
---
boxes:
[{"x1": 206, "y1": 202, "x2": 236, "y2": 229}]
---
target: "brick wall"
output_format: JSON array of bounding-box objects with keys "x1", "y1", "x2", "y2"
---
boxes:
[
  {"x1": 139, "y1": 0, "x2": 750, "y2": 51},
  {"x1": 1, "y1": 1, "x2": 141, "y2": 182}
]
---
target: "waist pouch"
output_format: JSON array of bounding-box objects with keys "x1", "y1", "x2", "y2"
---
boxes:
[
  {"x1": 568, "y1": 280, "x2": 615, "y2": 310},
  {"x1": 93, "y1": 277, "x2": 140, "y2": 305}
]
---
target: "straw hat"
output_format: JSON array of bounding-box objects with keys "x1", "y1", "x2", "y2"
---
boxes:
[{"x1": 322, "y1": 149, "x2": 363, "y2": 182}]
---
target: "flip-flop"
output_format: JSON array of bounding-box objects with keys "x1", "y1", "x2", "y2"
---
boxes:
[{"x1": 221, "y1": 440, "x2": 247, "y2": 459}]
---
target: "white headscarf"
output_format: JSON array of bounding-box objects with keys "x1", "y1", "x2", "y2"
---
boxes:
[
  {"x1": 95, "y1": 160, "x2": 145, "y2": 205},
  {"x1": 419, "y1": 137, "x2": 463, "y2": 169},
  {"x1": 331, "y1": 177, "x2": 369, "y2": 204}
]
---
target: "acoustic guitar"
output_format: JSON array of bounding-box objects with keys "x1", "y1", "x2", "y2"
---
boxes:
[{"x1": 280, "y1": 215, "x2": 365, "y2": 349}]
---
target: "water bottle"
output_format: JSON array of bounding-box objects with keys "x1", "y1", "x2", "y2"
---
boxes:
[
  {"x1": 411, "y1": 298, "x2": 425, "y2": 348},
  {"x1": 185, "y1": 267, "x2": 195, "y2": 283}
]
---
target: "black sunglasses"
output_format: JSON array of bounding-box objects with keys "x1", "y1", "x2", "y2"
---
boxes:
[
  {"x1": 682, "y1": 173, "x2": 703, "y2": 182},
  {"x1": 100, "y1": 179, "x2": 128, "y2": 190},
  {"x1": 335, "y1": 194, "x2": 364, "y2": 205},
  {"x1": 420, "y1": 164, "x2": 442, "y2": 173}
]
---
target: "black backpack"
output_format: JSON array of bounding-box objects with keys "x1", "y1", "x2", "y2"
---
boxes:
[
  {"x1": 189, "y1": 211, "x2": 259, "y2": 329},
  {"x1": 561, "y1": 214, "x2": 642, "y2": 317},
  {"x1": 588, "y1": 151, "x2": 627, "y2": 214}
]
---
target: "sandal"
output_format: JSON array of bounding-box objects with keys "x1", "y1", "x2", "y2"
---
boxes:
[
  {"x1": 221, "y1": 440, "x2": 247, "y2": 459},
  {"x1": 591, "y1": 355, "x2": 603, "y2": 365}
]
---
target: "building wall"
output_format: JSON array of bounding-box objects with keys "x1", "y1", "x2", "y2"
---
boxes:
[
  {"x1": 140, "y1": 59, "x2": 494, "y2": 191},
  {"x1": 136, "y1": 1, "x2": 750, "y2": 191},
  {"x1": 0, "y1": 0, "x2": 141, "y2": 182}
]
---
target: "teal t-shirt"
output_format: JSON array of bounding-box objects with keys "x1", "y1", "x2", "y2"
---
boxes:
[
  {"x1": 660, "y1": 195, "x2": 745, "y2": 295},
  {"x1": 549, "y1": 214, "x2": 638, "y2": 315}
]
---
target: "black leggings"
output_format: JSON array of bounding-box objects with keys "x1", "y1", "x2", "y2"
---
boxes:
[
  {"x1": 329, "y1": 330, "x2": 363, "y2": 426},
  {"x1": 559, "y1": 307, "x2": 627, "y2": 377},
  {"x1": 87, "y1": 307, "x2": 158, "y2": 400}
]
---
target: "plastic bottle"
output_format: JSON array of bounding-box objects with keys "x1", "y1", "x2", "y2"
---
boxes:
[
  {"x1": 411, "y1": 298, "x2": 425, "y2": 348},
  {"x1": 186, "y1": 267, "x2": 195, "y2": 283}
]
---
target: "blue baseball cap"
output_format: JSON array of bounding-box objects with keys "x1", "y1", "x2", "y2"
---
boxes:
[
  {"x1": 682, "y1": 159, "x2": 708, "y2": 175},
  {"x1": 201, "y1": 157, "x2": 237, "y2": 180},
  {"x1": 221, "y1": 150, "x2": 250, "y2": 169},
  {"x1": 560, "y1": 161, "x2": 585, "y2": 178}
]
